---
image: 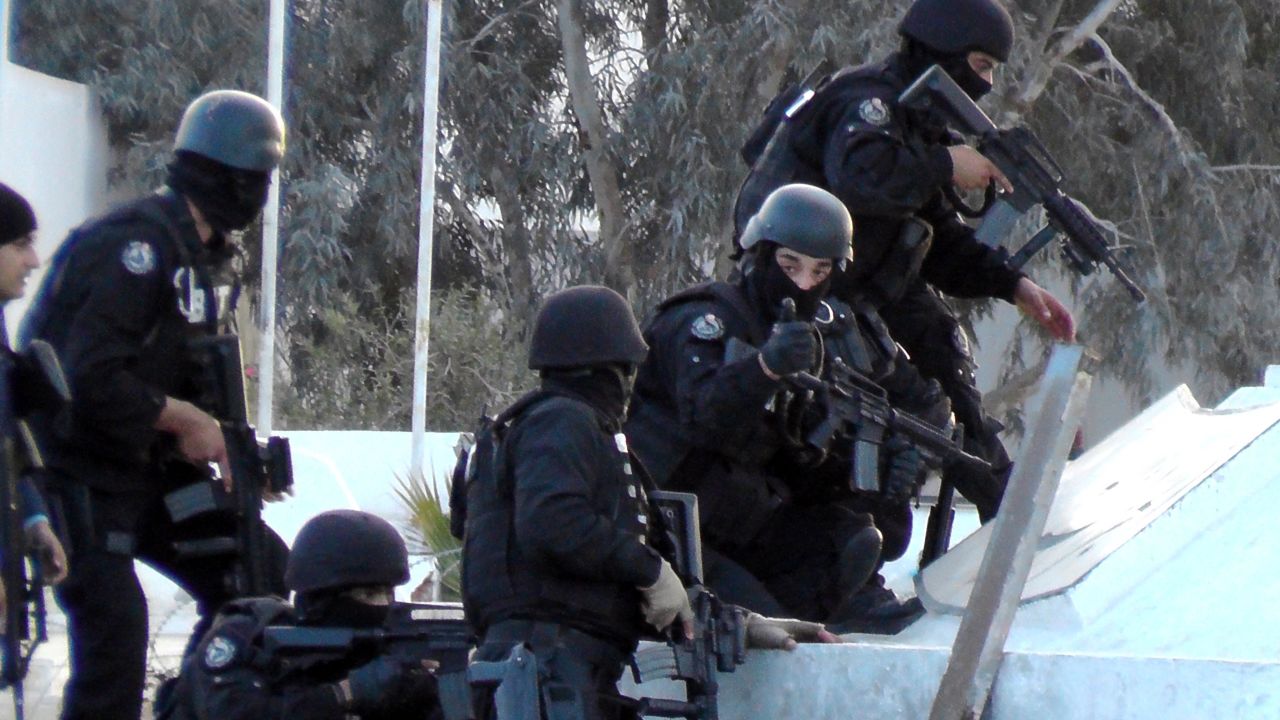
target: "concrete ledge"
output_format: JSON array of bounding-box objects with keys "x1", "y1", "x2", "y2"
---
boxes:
[{"x1": 626, "y1": 642, "x2": 1280, "y2": 719}]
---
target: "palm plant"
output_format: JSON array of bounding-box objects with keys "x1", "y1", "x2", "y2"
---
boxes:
[{"x1": 394, "y1": 459, "x2": 464, "y2": 602}]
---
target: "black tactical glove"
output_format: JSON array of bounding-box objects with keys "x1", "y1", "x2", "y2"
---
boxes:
[
  {"x1": 759, "y1": 321, "x2": 817, "y2": 378},
  {"x1": 345, "y1": 655, "x2": 425, "y2": 715},
  {"x1": 883, "y1": 435, "x2": 927, "y2": 501}
]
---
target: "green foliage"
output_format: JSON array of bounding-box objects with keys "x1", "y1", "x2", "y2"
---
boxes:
[
  {"x1": 394, "y1": 467, "x2": 462, "y2": 601},
  {"x1": 274, "y1": 285, "x2": 532, "y2": 431},
  {"x1": 13, "y1": 0, "x2": 1280, "y2": 428}
]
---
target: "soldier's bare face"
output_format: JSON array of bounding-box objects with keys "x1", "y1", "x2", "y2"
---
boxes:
[
  {"x1": 775, "y1": 248, "x2": 833, "y2": 291},
  {"x1": 0, "y1": 233, "x2": 39, "y2": 301},
  {"x1": 967, "y1": 51, "x2": 999, "y2": 85}
]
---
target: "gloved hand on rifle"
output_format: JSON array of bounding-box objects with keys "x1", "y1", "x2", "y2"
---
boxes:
[
  {"x1": 640, "y1": 559, "x2": 695, "y2": 640},
  {"x1": 758, "y1": 299, "x2": 817, "y2": 379},
  {"x1": 340, "y1": 655, "x2": 436, "y2": 715},
  {"x1": 883, "y1": 434, "x2": 927, "y2": 502},
  {"x1": 744, "y1": 613, "x2": 842, "y2": 651}
]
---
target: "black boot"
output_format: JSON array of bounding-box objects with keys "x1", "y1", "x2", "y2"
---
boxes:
[
  {"x1": 826, "y1": 573, "x2": 924, "y2": 635},
  {"x1": 826, "y1": 525, "x2": 882, "y2": 620}
]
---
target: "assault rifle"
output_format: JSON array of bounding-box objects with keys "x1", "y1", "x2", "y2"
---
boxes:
[
  {"x1": 169, "y1": 335, "x2": 292, "y2": 597},
  {"x1": 1, "y1": 437, "x2": 47, "y2": 720},
  {"x1": 899, "y1": 65, "x2": 1146, "y2": 303},
  {"x1": 263, "y1": 601, "x2": 475, "y2": 720},
  {"x1": 3, "y1": 340, "x2": 68, "y2": 720},
  {"x1": 788, "y1": 358, "x2": 990, "y2": 496},
  {"x1": 792, "y1": 357, "x2": 990, "y2": 567},
  {"x1": 634, "y1": 490, "x2": 748, "y2": 720}
]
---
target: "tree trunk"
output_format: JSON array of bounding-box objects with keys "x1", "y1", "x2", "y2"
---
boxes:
[
  {"x1": 642, "y1": 0, "x2": 668, "y2": 57},
  {"x1": 488, "y1": 166, "x2": 536, "y2": 325},
  {"x1": 555, "y1": 0, "x2": 635, "y2": 298}
]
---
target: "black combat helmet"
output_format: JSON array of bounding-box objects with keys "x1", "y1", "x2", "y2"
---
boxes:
[
  {"x1": 898, "y1": 0, "x2": 1015, "y2": 63},
  {"x1": 174, "y1": 90, "x2": 286, "y2": 173},
  {"x1": 738, "y1": 184, "x2": 854, "y2": 263},
  {"x1": 528, "y1": 285, "x2": 649, "y2": 370},
  {"x1": 285, "y1": 510, "x2": 410, "y2": 594}
]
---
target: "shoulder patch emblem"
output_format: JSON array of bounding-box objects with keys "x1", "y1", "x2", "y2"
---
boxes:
[
  {"x1": 202, "y1": 635, "x2": 238, "y2": 671},
  {"x1": 121, "y1": 241, "x2": 157, "y2": 275},
  {"x1": 690, "y1": 313, "x2": 725, "y2": 341},
  {"x1": 858, "y1": 98, "x2": 891, "y2": 127}
]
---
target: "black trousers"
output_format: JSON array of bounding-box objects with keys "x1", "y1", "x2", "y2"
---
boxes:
[
  {"x1": 475, "y1": 620, "x2": 638, "y2": 720},
  {"x1": 46, "y1": 474, "x2": 287, "y2": 720},
  {"x1": 715, "y1": 501, "x2": 874, "y2": 622},
  {"x1": 880, "y1": 282, "x2": 1013, "y2": 521}
]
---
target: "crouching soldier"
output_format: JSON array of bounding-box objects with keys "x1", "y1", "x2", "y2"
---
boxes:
[
  {"x1": 457, "y1": 285, "x2": 837, "y2": 720},
  {"x1": 157, "y1": 510, "x2": 446, "y2": 720}
]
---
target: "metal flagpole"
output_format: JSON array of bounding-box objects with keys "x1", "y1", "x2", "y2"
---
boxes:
[
  {"x1": 256, "y1": 0, "x2": 286, "y2": 435},
  {"x1": 410, "y1": 0, "x2": 445, "y2": 477}
]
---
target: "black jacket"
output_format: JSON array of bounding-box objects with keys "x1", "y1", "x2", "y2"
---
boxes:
[
  {"x1": 158, "y1": 597, "x2": 441, "y2": 720},
  {"x1": 626, "y1": 282, "x2": 947, "y2": 544},
  {"x1": 19, "y1": 189, "x2": 230, "y2": 492},
  {"x1": 461, "y1": 385, "x2": 662, "y2": 650},
  {"x1": 738, "y1": 54, "x2": 1024, "y2": 308}
]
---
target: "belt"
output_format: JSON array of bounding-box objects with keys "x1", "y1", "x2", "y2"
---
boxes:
[{"x1": 482, "y1": 619, "x2": 629, "y2": 668}]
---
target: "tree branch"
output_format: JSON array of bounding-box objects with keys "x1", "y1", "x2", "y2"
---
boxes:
[
  {"x1": 1011, "y1": 0, "x2": 1125, "y2": 113},
  {"x1": 555, "y1": 0, "x2": 635, "y2": 296},
  {"x1": 460, "y1": 0, "x2": 544, "y2": 49},
  {"x1": 1212, "y1": 164, "x2": 1280, "y2": 173}
]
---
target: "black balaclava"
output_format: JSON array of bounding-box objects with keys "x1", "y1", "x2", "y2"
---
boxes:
[
  {"x1": 743, "y1": 242, "x2": 832, "y2": 323},
  {"x1": 542, "y1": 364, "x2": 636, "y2": 424},
  {"x1": 166, "y1": 150, "x2": 271, "y2": 238},
  {"x1": 296, "y1": 589, "x2": 391, "y2": 628},
  {"x1": 900, "y1": 38, "x2": 993, "y2": 101}
]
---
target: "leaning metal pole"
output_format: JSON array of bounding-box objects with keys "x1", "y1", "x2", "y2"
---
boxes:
[
  {"x1": 928, "y1": 344, "x2": 1094, "y2": 720},
  {"x1": 255, "y1": 0, "x2": 286, "y2": 435},
  {"x1": 410, "y1": 0, "x2": 445, "y2": 477}
]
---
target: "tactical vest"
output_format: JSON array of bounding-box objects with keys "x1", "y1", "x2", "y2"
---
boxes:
[{"x1": 458, "y1": 391, "x2": 650, "y2": 645}]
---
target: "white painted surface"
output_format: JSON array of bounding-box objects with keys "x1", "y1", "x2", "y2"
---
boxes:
[
  {"x1": 626, "y1": 373, "x2": 1280, "y2": 719},
  {"x1": 919, "y1": 383, "x2": 1280, "y2": 612},
  {"x1": 0, "y1": 62, "x2": 110, "y2": 339}
]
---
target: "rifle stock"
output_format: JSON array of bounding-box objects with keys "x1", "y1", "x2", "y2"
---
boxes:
[{"x1": 899, "y1": 65, "x2": 1146, "y2": 302}]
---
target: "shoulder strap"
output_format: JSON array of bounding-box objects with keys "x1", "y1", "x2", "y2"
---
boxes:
[{"x1": 132, "y1": 191, "x2": 220, "y2": 335}]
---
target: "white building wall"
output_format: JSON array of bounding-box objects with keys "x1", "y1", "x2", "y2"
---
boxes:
[{"x1": 0, "y1": 60, "x2": 110, "y2": 339}]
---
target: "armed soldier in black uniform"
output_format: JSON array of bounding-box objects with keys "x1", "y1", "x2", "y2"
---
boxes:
[
  {"x1": 1, "y1": 184, "x2": 69, "y2": 720},
  {"x1": 0, "y1": 183, "x2": 68, "y2": 605},
  {"x1": 627, "y1": 185, "x2": 955, "y2": 632},
  {"x1": 458, "y1": 285, "x2": 836, "y2": 720},
  {"x1": 17, "y1": 91, "x2": 290, "y2": 720},
  {"x1": 733, "y1": 0, "x2": 1076, "y2": 523},
  {"x1": 158, "y1": 510, "x2": 446, "y2": 720}
]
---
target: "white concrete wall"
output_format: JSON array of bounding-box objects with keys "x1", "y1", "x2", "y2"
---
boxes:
[{"x1": 0, "y1": 60, "x2": 110, "y2": 339}]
